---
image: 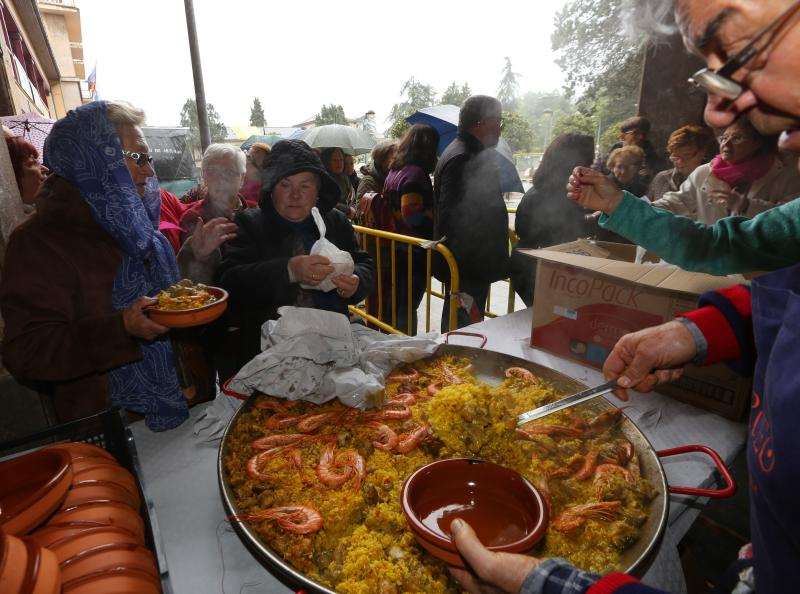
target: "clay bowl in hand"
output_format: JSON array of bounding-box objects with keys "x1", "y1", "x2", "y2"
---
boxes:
[
  {"x1": 401, "y1": 458, "x2": 549, "y2": 568},
  {"x1": 145, "y1": 286, "x2": 228, "y2": 328},
  {"x1": 0, "y1": 448, "x2": 73, "y2": 535}
]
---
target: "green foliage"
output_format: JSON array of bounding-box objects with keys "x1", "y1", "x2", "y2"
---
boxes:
[
  {"x1": 440, "y1": 81, "x2": 472, "y2": 107},
  {"x1": 553, "y1": 111, "x2": 596, "y2": 138},
  {"x1": 388, "y1": 119, "x2": 411, "y2": 139},
  {"x1": 551, "y1": 0, "x2": 641, "y2": 141},
  {"x1": 501, "y1": 111, "x2": 532, "y2": 153},
  {"x1": 497, "y1": 57, "x2": 520, "y2": 110},
  {"x1": 388, "y1": 77, "x2": 437, "y2": 124},
  {"x1": 315, "y1": 104, "x2": 347, "y2": 126},
  {"x1": 179, "y1": 98, "x2": 227, "y2": 155},
  {"x1": 249, "y1": 97, "x2": 266, "y2": 127},
  {"x1": 599, "y1": 121, "x2": 623, "y2": 154}
]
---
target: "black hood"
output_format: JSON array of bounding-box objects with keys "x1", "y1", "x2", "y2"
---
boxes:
[{"x1": 259, "y1": 139, "x2": 340, "y2": 213}]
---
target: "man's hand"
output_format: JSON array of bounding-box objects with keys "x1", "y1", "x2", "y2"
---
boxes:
[
  {"x1": 122, "y1": 297, "x2": 169, "y2": 341},
  {"x1": 448, "y1": 519, "x2": 542, "y2": 594},
  {"x1": 331, "y1": 274, "x2": 359, "y2": 299},
  {"x1": 566, "y1": 167, "x2": 625, "y2": 214},
  {"x1": 603, "y1": 320, "x2": 697, "y2": 400},
  {"x1": 189, "y1": 217, "x2": 238, "y2": 260},
  {"x1": 288, "y1": 255, "x2": 335, "y2": 285}
]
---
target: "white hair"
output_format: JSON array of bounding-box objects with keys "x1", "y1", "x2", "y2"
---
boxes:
[
  {"x1": 622, "y1": 0, "x2": 679, "y2": 42},
  {"x1": 201, "y1": 143, "x2": 246, "y2": 174},
  {"x1": 106, "y1": 100, "x2": 146, "y2": 129}
]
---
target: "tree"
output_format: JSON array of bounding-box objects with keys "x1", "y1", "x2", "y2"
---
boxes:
[
  {"x1": 497, "y1": 57, "x2": 520, "y2": 110},
  {"x1": 440, "y1": 81, "x2": 472, "y2": 106},
  {"x1": 600, "y1": 121, "x2": 624, "y2": 154},
  {"x1": 315, "y1": 104, "x2": 347, "y2": 126},
  {"x1": 386, "y1": 77, "x2": 437, "y2": 134},
  {"x1": 501, "y1": 111, "x2": 533, "y2": 153},
  {"x1": 179, "y1": 98, "x2": 227, "y2": 156},
  {"x1": 249, "y1": 97, "x2": 266, "y2": 127},
  {"x1": 553, "y1": 111, "x2": 596, "y2": 138},
  {"x1": 551, "y1": 0, "x2": 641, "y2": 140},
  {"x1": 517, "y1": 91, "x2": 577, "y2": 151},
  {"x1": 388, "y1": 119, "x2": 411, "y2": 139}
]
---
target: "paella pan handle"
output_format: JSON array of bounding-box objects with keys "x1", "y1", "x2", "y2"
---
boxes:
[
  {"x1": 444, "y1": 331, "x2": 487, "y2": 348},
  {"x1": 656, "y1": 444, "x2": 736, "y2": 498},
  {"x1": 221, "y1": 375, "x2": 249, "y2": 400}
]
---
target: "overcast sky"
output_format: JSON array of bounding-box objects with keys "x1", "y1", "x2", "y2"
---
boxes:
[{"x1": 78, "y1": 0, "x2": 572, "y2": 130}]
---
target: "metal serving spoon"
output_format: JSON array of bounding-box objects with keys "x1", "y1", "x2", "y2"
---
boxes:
[{"x1": 516, "y1": 379, "x2": 618, "y2": 426}]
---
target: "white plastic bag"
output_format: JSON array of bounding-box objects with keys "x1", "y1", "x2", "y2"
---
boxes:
[{"x1": 299, "y1": 207, "x2": 354, "y2": 292}]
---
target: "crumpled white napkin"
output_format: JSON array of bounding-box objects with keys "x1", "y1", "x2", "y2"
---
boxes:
[{"x1": 227, "y1": 306, "x2": 439, "y2": 408}]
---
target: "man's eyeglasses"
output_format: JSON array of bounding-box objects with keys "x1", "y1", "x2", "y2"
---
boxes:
[
  {"x1": 689, "y1": 0, "x2": 800, "y2": 100},
  {"x1": 122, "y1": 150, "x2": 153, "y2": 168}
]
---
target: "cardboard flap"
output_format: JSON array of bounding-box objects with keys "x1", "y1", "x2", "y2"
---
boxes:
[{"x1": 520, "y1": 246, "x2": 743, "y2": 296}]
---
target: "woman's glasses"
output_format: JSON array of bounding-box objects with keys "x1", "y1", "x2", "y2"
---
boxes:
[{"x1": 122, "y1": 150, "x2": 154, "y2": 167}]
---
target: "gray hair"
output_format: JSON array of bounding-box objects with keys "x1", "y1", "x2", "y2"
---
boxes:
[
  {"x1": 622, "y1": 0, "x2": 679, "y2": 42},
  {"x1": 106, "y1": 100, "x2": 146, "y2": 129},
  {"x1": 201, "y1": 143, "x2": 246, "y2": 174},
  {"x1": 458, "y1": 95, "x2": 502, "y2": 133}
]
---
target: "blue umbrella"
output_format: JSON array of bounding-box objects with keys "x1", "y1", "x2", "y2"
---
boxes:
[{"x1": 405, "y1": 105, "x2": 524, "y2": 193}]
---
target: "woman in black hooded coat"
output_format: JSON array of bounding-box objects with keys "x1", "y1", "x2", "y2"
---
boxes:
[
  {"x1": 510, "y1": 133, "x2": 595, "y2": 306},
  {"x1": 216, "y1": 140, "x2": 374, "y2": 368}
]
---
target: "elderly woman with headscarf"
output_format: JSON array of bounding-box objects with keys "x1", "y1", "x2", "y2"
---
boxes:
[
  {"x1": 0, "y1": 101, "x2": 188, "y2": 431},
  {"x1": 651, "y1": 117, "x2": 800, "y2": 223},
  {"x1": 177, "y1": 143, "x2": 243, "y2": 284},
  {"x1": 217, "y1": 139, "x2": 374, "y2": 369}
]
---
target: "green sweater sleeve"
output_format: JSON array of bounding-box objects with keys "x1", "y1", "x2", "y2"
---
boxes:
[{"x1": 598, "y1": 192, "x2": 800, "y2": 275}]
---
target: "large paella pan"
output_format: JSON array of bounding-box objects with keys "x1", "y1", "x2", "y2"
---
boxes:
[{"x1": 218, "y1": 345, "x2": 686, "y2": 593}]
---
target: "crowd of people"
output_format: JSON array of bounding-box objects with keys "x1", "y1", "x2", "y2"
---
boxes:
[{"x1": 1, "y1": 0, "x2": 799, "y2": 591}]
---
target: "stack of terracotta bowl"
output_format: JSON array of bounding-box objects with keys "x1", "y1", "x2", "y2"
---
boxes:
[{"x1": 0, "y1": 443, "x2": 162, "y2": 594}]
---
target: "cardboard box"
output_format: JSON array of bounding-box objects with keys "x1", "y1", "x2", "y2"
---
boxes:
[{"x1": 522, "y1": 240, "x2": 752, "y2": 421}]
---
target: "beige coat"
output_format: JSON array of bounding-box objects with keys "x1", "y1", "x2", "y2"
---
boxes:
[{"x1": 650, "y1": 154, "x2": 800, "y2": 223}]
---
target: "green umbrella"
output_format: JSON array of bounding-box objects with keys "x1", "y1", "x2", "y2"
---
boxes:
[{"x1": 240, "y1": 134, "x2": 285, "y2": 151}]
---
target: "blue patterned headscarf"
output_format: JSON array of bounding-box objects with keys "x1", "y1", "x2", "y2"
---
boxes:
[{"x1": 43, "y1": 101, "x2": 188, "y2": 431}]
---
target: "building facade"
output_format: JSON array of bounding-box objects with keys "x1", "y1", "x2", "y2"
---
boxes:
[{"x1": 0, "y1": 0, "x2": 87, "y2": 119}]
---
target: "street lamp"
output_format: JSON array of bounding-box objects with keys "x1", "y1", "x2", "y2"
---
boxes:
[{"x1": 542, "y1": 108, "x2": 554, "y2": 149}]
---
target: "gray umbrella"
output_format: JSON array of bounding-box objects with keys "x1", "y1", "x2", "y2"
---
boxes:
[
  {"x1": 298, "y1": 124, "x2": 376, "y2": 156},
  {"x1": 0, "y1": 112, "x2": 55, "y2": 162}
]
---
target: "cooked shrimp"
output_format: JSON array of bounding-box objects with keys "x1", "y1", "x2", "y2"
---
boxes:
[
  {"x1": 317, "y1": 443, "x2": 354, "y2": 488},
  {"x1": 252, "y1": 433, "x2": 307, "y2": 450},
  {"x1": 552, "y1": 501, "x2": 622, "y2": 533},
  {"x1": 297, "y1": 412, "x2": 340, "y2": 433},
  {"x1": 504, "y1": 367, "x2": 539, "y2": 384},
  {"x1": 362, "y1": 403, "x2": 411, "y2": 422},
  {"x1": 232, "y1": 505, "x2": 323, "y2": 534},
  {"x1": 516, "y1": 424, "x2": 583, "y2": 440},
  {"x1": 366, "y1": 422, "x2": 398, "y2": 452},
  {"x1": 386, "y1": 364, "x2": 419, "y2": 383},
  {"x1": 395, "y1": 425, "x2": 430, "y2": 454},
  {"x1": 336, "y1": 449, "x2": 366, "y2": 490},
  {"x1": 264, "y1": 413, "x2": 301, "y2": 430}
]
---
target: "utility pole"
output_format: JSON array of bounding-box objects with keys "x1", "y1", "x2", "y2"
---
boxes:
[{"x1": 184, "y1": 0, "x2": 210, "y2": 152}]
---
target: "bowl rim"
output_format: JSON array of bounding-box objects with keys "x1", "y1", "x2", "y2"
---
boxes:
[
  {"x1": 400, "y1": 457, "x2": 549, "y2": 554},
  {"x1": 0, "y1": 448, "x2": 72, "y2": 530},
  {"x1": 146, "y1": 286, "x2": 229, "y2": 315}
]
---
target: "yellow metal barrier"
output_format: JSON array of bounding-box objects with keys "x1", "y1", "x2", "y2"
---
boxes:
[{"x1": 351, "y1": 225, "x2": 460, "y2": 335}]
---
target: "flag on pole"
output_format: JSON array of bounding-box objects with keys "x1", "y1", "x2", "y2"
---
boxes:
[{"x1": 87, "y1": 62, "x2": 99, "y2": 101}]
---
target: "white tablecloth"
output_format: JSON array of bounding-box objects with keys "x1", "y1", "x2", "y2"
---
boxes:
[{"x1": 131, "y1": 308, "x2": 747, "y2": 594}]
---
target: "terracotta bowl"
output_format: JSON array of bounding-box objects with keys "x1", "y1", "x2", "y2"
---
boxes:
[
  {"x1": 62, "y1": 567, "x2": 162, "y2": 594},
  {"x1": 0, "y1": 531, "x2": 61, "y2": 594},
  {"x1": 37, "y1": 525, "x2": 142, "y2": 563},
  {"x1": 0, "y1": 448, "x2": 73, "y2": 535},
  {"x1": 401, "y1": 458, "x2": 549, "y2": 568},
  {"x1": 59, "y1": 542, "x2": 158, "y2": 583},
  {"x1": 48, "y1": 502, "x2": 145, "y2": 544},
  {"x1": 45, "y1": 442, "x2": 117, "y2": 464},
  {"x1": 62, "y1": 481, "x2": 141, "y2": 511},
  {"x1": 70, "y1": 460, "x2": 139, "y2": 501},
  {"x1": 145, "y1": 286, "x2": 228, "y2": 328},
  {"x1": 30, "y1": 522, "x2": 117, "y2": 549}
]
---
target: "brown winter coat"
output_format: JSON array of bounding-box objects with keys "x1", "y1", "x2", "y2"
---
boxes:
[{"x1": 0, "y1": 176, "x2": 142, "y2": 421}]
